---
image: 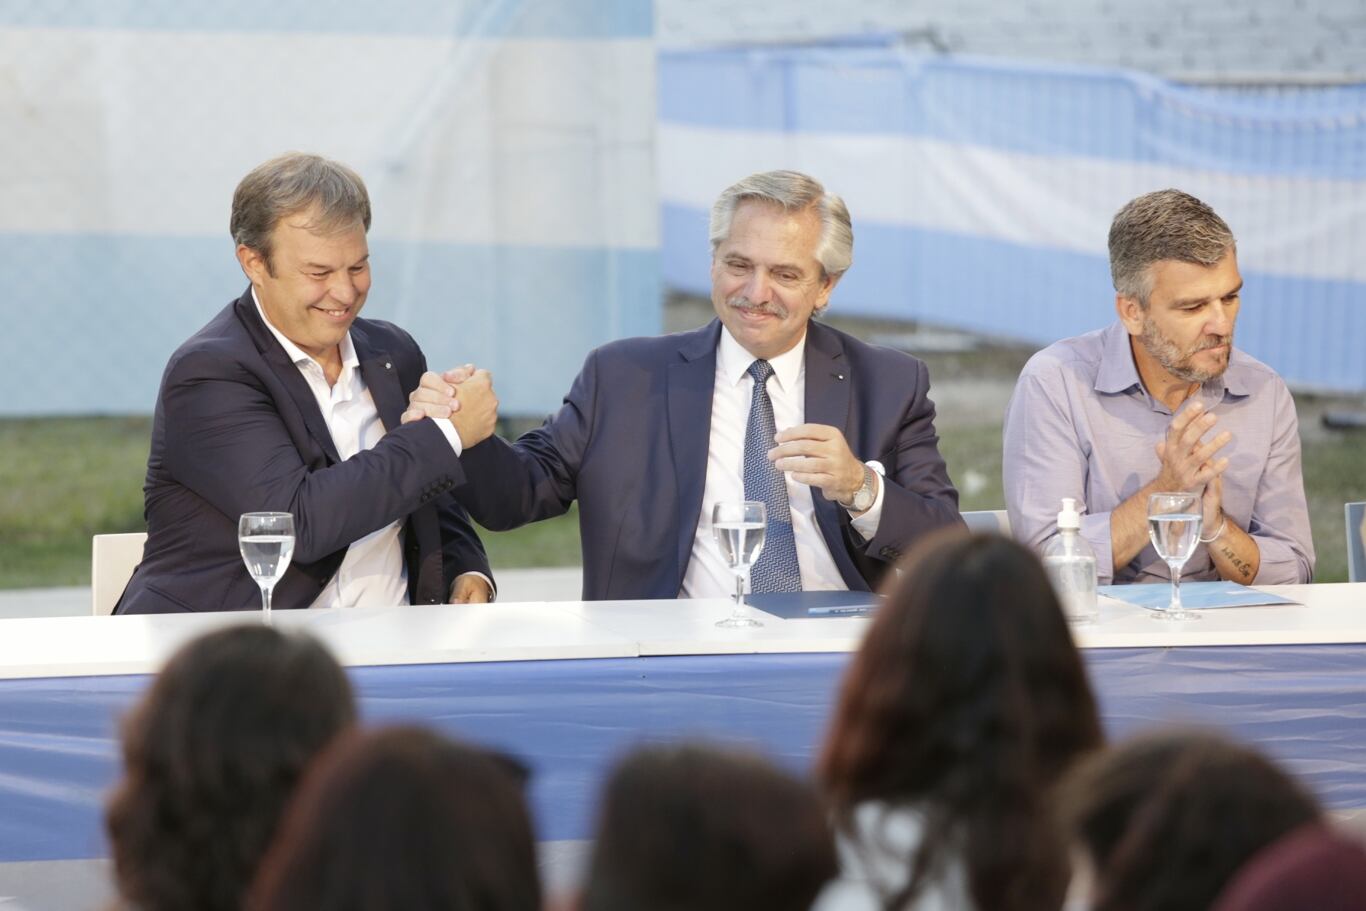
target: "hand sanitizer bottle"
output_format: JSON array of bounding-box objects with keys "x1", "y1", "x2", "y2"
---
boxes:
[{"x1": 1042, "y1": 498, "x2": 1098, "y2": 624}]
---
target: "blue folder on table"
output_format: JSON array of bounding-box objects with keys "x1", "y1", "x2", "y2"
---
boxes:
[
  {"x1": 747, "y1": 590, "x2": 881, "y2": 620},
  {"x1": 1098, "y1": 581, "x2": 1299, "y2": 611}
]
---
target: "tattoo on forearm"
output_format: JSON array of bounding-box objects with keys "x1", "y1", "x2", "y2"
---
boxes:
[{"x1": 1220, "y1": 545, "x2": 1253, "y2": 580}]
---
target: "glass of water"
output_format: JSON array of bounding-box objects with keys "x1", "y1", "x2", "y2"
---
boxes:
[
  {"x1": 239, "y1": 512, "x2": 295, "y2": 617},
  {"x1": 712, "y1": 500, "x2": 766, "y2": 629},
  {"x1": 1147, "y1": 493, "x2": 1202, "y2": 622}
]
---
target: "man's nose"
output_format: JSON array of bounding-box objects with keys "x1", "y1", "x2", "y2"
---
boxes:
[
  {"x1": 1208, "y1": 302, "x2": 1235, "y2": 337},
  {"x1": 744, "y1": 270, "x2": 772, "y2": 304},
  {"x1": 329, "y1": 272, "x2": 359, "y2": 306}
]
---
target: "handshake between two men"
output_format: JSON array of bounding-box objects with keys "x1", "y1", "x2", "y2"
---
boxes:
[{"x1": 401, "y1": 366, "x2": 891, "y2": 522}]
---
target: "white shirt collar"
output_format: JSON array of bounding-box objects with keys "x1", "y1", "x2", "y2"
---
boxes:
[
  {"x1": 251, "y1": 287, "x2": 359, "y2": 372},
  {"x1": 717, "y1": 325, "x2": 807, "y2": 392}
]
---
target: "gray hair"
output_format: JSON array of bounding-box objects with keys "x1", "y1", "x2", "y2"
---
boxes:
[
  {"x1": 1108, "y1": 189, "x2": 1235, "y2": 306},
  {"x1": 230, "y1": 152, "x2": 372, "y2": 271},
  {"x1": 709, "y1": 170, "x2": 854, "y2": 281}
]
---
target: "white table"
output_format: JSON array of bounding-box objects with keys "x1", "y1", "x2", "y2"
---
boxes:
[
  {"x1": 0, "y1": 583, "x2": 1363, "y2": 867},
  {"x1": 1, "y1": 583, "x2": 1362, "y2": 679}
]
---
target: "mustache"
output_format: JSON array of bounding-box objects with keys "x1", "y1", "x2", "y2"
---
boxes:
[
  {"x1": 1194, "y1": 334, "x2": 1232, "y2": 352},
  {"x1": 727, "y1": 296, "x2": 788, "y2": 318}
]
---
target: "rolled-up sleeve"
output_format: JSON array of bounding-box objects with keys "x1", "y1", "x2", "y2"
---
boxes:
[{"x1": 1249, "y1": 379, "x2": 1315, "y2": 584}]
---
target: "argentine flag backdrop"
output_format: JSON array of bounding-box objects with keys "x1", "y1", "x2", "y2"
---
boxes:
[
  {"x1": 659, "y1": 43, "x2": 1366, "y2": 394},
  {"x1": 0, "y1": 0, "x2": 658, "y2": 416}
]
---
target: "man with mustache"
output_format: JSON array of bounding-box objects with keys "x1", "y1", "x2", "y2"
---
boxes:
[
  {"x1": 1003, "y1": 189, "x2": 1313, "y2": 585},
  {"x1": 407, "y1": 171, "x2": 962, "y2": 599}
]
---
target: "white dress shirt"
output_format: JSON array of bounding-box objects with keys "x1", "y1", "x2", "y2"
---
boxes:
[
  {"x1": 252, "y1": 292, "x2": 472, "y2": 608},
  {"x1": 680, "y1": 327, "x2": 885, "y2": 598}
]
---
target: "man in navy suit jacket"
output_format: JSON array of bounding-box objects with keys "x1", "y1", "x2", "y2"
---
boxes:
[
  {"x1": 118, "y1": 154, "x2": 493, "y2": 613},
  {"x1": 408, "y1": 171, "x2": 962, "y2": 600}
]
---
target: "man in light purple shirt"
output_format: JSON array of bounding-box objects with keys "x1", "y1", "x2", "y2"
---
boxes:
[{"x1": 1003, "y1": 189, "x2": 1314, "y2": 585}]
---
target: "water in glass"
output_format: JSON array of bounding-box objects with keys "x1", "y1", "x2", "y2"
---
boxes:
[
  {"x1": 714, "y1": 520, "x2": 765, "y2": 574},
  {"x1": 711, "y1": 501, "x2": 766, "y2": 629},
  {"x1": 1146, "y1": 494, "x2": 1202, "y2": 621},
  {"x1": 238, "y1": 512, "x2": 295, "y2": 617}
]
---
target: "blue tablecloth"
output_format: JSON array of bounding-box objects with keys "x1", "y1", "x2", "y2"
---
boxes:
[{"x1": 2, "y1": 644, "x2": 1365, "y2": 862}]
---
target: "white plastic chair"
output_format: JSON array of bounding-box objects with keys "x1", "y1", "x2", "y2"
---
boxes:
[
  {"x1": 1347, "y1": 502, "x2": 1365, "y2": 583},
  {"x1": 961, "y1": 509, "x2": 1012, "y2": 537},
  {"x1": 92, "y1": 532, "x2": 147, "y2": 615}
]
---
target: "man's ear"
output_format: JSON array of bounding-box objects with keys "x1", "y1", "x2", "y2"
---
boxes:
[
  {"x1": 236, "y1": 244, "x2": 267, "y2": 285},
  {"x1": 1115, "y1": 292, "x2": 1144, "y2": 336},
  {"x1": 815, "y1": 271, "x2": 842, "y2": 311}
]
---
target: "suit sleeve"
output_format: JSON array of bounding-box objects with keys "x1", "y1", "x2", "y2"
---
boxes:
[
  {"x1": 435, "y1": 494, "x2": 494, "y2": 589},
  {"x1": 857, "y1": 358, "x2": 964, "y2": 565},
  {"x1": 455, "y1": 348, "x2": 600, "y2": 530},
  {"x1": 160, "y1": 348, "x2": 467, "y2": 564}
]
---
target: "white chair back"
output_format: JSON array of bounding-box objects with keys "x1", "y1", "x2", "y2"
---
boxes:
[
  {"x1": 1347, "y1": 502, "x2": 1366, "y2": 583},
  {"x1": 92, "y1": 532, "x2": 147, "y2": 615},
  {"x1": 961, "y1": 509, "x2": 1012, "y2": 537}
]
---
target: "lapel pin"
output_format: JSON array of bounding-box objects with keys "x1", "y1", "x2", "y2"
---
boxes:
[
  {"x1": 835, "y1": 373, "x2": 845, "y2": 381},
  {"x1": 385, "y1": 362, "x2": 393, "y2": 370}
]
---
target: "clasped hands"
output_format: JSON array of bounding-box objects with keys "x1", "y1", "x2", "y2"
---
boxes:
[
  {"x1": 402, "y1": 366, "x2": 500, "y2": 605},
  {"x1": 402, "y1": 365, "x2": 500, "y2": 450},
  {"x1": 1154, "y1": 400, "x2": 1231, "y2": 534}
]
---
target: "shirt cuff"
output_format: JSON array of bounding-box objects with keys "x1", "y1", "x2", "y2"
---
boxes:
[
  {"x1": 848, "y1": 462, "x2": 887, "y2": 540},
  {"x1": 1250, "y1": 535, "x2": 1307, "y2": 585},
  {"x1": 431, "y1": 417, "x2": 463, "y2": 457},
  {"x1": 449, "y1": 571, "x2": 496, "y2": 602}
]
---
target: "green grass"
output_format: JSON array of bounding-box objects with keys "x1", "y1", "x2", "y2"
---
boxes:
[{"x1": 0, "y1": 411, "x2": 1359, "y2": 589}]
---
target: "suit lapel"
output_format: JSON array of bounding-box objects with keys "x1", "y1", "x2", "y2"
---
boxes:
[
  {"x1": 352, "y1": 321, "x2": 442, "y2": 603},
  {"x1": 234, "y1": 290, "x2": 342, "y2": 464},
  {"x1": 803, "y1": 322, "x2": 859, "y2": 580},
  {"x1": 352, "y1": 326, "x2": 406, "y2": 430},
  {"x1": 668, "y1": 322, "x2": 722, "y2": 583}
]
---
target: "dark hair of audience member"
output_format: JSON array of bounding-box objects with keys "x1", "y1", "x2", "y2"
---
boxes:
[
  {"x1": 819, "y1": 531, "x2": 1104, "y2": 911},
  {"x1": 1060, "y1": 730, "x2": 1323, "y2": 911},
  {"x1": 580, "y1": 742, "x2": 838, "y2": 911},
  {"x1": 105, "y1": 624, "x2": 356, "y2": 911},
  {"x1": 248, "y1": 725, "x2": 540, "y2": 911}
]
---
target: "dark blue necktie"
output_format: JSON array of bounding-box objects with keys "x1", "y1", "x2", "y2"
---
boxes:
[{"x1": 744, "y1": 360, "x2": 802, "y2": 592}]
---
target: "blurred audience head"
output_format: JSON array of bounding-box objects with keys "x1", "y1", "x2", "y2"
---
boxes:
[
  {"x1": 580, "y1": 742, "x2": 837, "y2": 911},
  {"x1": 819, "y1": 530, "x2": 1103, "y2": 911},
  {"x1": 106, "y1": 624, "x2": 356, "y2": 911},
  {"x1": 249, "y1": 725, "x2": 539, "y2": 911},
  {"x1": 1061, "y1": 729, "x2": 1323, "y2": 911},
  {"x1": 1211, "y1": 825, "x2": 1366, "y2": 911}
]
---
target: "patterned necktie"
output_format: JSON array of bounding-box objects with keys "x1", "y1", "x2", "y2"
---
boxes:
[{"x1": 744, "y1": 359, "x2": 802, "y2": 592}]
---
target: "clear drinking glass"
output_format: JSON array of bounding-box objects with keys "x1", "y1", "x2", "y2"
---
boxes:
[
  {"x1": 1147, "y1": 493, "x2": 1202, "y2": 622},
  {"x1": 711, "y1": 500, "x2": 766, "y2": 629},
  {"x1": 238, "y1": 512, "x2": 295, "y2": 617}
]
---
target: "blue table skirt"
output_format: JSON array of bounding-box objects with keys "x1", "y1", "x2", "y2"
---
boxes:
[{"x1": 2, "y1": 645, "x2": 1364, "y2": 862}]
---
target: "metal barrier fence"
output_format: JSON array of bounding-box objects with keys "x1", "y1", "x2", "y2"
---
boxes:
[{"x1": 659, "y1": 43, "x2": 1366, "y2": 393}]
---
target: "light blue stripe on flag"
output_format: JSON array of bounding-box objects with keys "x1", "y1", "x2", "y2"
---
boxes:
[
  {"x1": 0, "y1": 0, "x2": 653, "y2": 38},
  {"x1": 1, "y1": 233, "x2": 659, "y2": 416},
  {"x1": 663, "y1": 202, "x2": 1366, "y2": 393},
  {"x1": 660, "y1": 48, "x2": 1366, "y2": 180}
]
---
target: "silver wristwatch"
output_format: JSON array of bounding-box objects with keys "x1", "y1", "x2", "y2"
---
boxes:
[{"x1": 837, "y1": 464, "x2": 877, "y2": 513}]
